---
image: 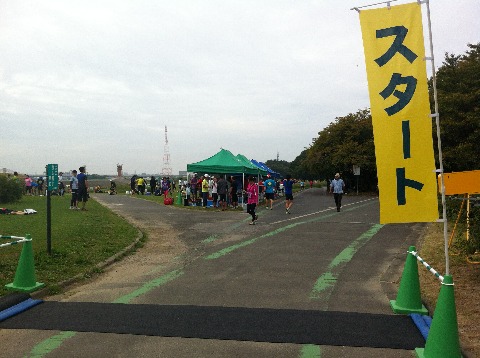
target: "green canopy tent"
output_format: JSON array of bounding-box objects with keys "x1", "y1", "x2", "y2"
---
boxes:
[
  {"x1": 187, "y1": 149, "x2": 266, "y2": 176},
  {"x1": 235, "y1": 154, "x2": 266, "y2": 176},
  {"x1": 186, "y1": 149, "x2": 267, "y2": 207}
]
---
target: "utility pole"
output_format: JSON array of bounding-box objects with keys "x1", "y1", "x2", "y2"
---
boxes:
[{"x1": 162, "y1": 125, "x2": 172, "y2": 176}]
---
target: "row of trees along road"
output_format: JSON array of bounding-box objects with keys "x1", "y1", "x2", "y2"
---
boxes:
[{"x1": 265, "y1": 43, "x2": 479, "y2": 194}]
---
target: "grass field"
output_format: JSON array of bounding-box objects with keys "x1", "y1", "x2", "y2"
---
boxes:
[{"x1": 0, "y1": 195, "x2": 140, "y2": 296}]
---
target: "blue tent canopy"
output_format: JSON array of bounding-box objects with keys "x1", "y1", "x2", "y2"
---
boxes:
[{"x1": 250, "y1": 159, "x2": 281, "y2": 178}]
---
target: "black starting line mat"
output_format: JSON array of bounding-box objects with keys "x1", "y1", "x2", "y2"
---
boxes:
[{"x1": 0, "y1": 301, "x2": 425, "y2": 350}]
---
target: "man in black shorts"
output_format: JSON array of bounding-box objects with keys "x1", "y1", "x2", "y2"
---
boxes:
[
  {"x1": 217, "y1": 176, "x2": 228, "y2": 211},
  {"x1": 263, "y1": 174, "x2": 276, "y2": 210},
  {"x1": 77, "y1": 166, "x2": 89, "y2": 211}
]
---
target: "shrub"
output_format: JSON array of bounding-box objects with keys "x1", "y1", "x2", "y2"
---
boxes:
[{"x1": 0, "y1": 175, "x2": 23, "y2": 204}]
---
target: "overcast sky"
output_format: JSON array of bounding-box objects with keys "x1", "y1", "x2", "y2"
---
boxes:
[{"x1": 1, "y1": 0, "x2": 478, "y2": 176}]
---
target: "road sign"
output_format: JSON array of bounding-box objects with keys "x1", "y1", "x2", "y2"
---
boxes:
[
  {"x1": 46, "y1": 164, "x2": 58, "y2": 191},
  {"x1": 353, "y1": 165, "x2": 361, "y2": 176}
]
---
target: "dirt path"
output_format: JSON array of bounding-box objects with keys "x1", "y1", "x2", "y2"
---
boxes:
[{"x1": 45, "y1": 195, "x2": 190, "y2": 302}]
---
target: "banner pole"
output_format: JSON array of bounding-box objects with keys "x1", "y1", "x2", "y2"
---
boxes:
[{"x1": 423, "y1": 0, "x2": 449, "y2": 276}]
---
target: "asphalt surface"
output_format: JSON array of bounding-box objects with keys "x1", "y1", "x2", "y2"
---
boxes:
[{"x1": 0, "y1": 188, "x2": 428, "y2": 357}]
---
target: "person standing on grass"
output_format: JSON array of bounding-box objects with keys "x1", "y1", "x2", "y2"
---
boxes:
[
  {"x1": 77, "y1": 166, "x2": 89, "y2": 211},
  {"x1": 161, "y1": 177, "x2": 169, "y2": 197},
  {"x1": 37, "y1": 177, "x2": 45, "y2": 196},
  {"x1": 264, "y1": 174, "x2": 276, "y2": 210},
  {"x1": 283, "y1": 174, "x2": 295, "y2": 214},
  {"x1": 31, "y1": 179, "x2": 38, "y2": 196},
  {"x1": 211, "y1": 176, "x2": 218, "y2": 208},
  {"x1": 246, "y1": 176, "x2": 258, "y2": 225},
  {"x1": 230, "y1": 176, "x2": 239, "y2": 209},
  {"x1": 190, "y1": 173, "x2": 198, "y2": 201},
  {"x1": 201, "y1": 174, "x2": 209, "y2": 207},
  {"x1": 70, "y1": 170, "x2": 79, "y2": 209},
  {"x1": 24, "y1": 175, "x2": 32, "y2": 195},
  {"x1": 137, "y1": 176, "x2": 146, "y2": 195},
  {"x1": 330, "y1": 172, "x2": 345, "y2": 212},
  {"x1": 130, "y1": 174, "x2": 137, "y2": 194},
  {"x1": 150, "y1": 176, "x2": 157, "y2": 195},
  {"x1": 217, "y1": 176, "x2": 228, "y2": 211}
]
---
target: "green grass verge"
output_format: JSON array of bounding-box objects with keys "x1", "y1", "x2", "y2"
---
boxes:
[{"x1": 0, "y1": 195, "x2": 140, "y2": 297}]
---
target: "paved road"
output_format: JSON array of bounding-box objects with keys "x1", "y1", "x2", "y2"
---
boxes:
[{"x1": 0, "y1": 188, "x2": 427, "y2": 357}]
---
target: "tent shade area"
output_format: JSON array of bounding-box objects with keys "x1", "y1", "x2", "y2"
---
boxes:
[{"x1": 187, "y1": 149, "x2": 267, "y2": 176}]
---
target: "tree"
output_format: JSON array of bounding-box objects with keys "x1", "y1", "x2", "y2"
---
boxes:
[
  {"x1": 290, "y1": 149, "x2": 311, "y2": 180},
  {"x1": 264, "y1": 160, "x2": 290, "y2": 178},
  {"x1": 0, "y1": 175, "x2": 23, "y2": 204},
  {"x1": 430, "y1": 43, "x2": 480, "y2": 253},
  {"x1": 268, "y1": 44, "x2": 479, "y2": 192},
  {"x1": 303, "y1": 108, "x2": 377, "y2": 191},
  {"x1": 431, "y1": 43, "x2": 480, "y2": 172}
]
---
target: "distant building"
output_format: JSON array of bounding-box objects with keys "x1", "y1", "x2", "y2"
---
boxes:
[{"x1": 117, "y1": 164, "x2": 123, "y2": 177}]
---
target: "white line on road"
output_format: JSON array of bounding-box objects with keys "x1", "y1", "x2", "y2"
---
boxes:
[{"x1": 270, "y1": 197, "x2": 377, "y2": 225}]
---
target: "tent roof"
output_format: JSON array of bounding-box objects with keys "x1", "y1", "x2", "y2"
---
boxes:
[
  {"x1": 187, "y1": 149, "x2": 266, "y2": 175},
  {"x1": 235, "y1": 154, "x2": 267, "y2": 175},
  {"x1": 251, "y1": 159, "x2": 281, "y2": 177}
]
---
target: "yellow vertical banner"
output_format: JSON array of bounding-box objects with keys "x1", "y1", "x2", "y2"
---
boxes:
[{"x1": 359, "y1": 3, "x2": 438, "y2": 223}]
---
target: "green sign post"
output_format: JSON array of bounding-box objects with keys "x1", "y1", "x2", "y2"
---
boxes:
[
  {"x1": 46, "y1": 164, "x2": 59, "y2": 191},
  {"x1": 45, "y1": 164, "x2": 58, "y2": 254}
]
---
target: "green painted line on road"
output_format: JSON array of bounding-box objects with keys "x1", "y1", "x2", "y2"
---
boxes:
[
  {"x1": 204, "y1": 221, "x2": 302, "y2": 260},
  {"x1": 310, "y1": 223, "x2": 384, "y2": 300},
  {"x1": 28, "y1": 269, "x2": 184, "y2": 357},
  {"x1": 300, "y1": 223, "x2": 382, "y2": 357},
  {"x1": 27, "y1": 331, "x2": 77, "y2": 358},
  {"x1": 205, "y1": 201, "x2": 376, "y2": 260},
  {"x1": 299, "y1": 344, "x2": 321, "y2": 357},
  {"x1": 201, "y1": 234, "x2": 218, "y2": 244},
  {"x1": 113, "y1": 269, "x2": 185, "y2": 304}
]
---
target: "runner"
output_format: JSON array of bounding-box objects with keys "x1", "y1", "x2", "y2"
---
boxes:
[
  {"x1": 283, "y1": 174, "x2": 295, "y2": 214},
  {"x1": 263, "y1": 174, "x2": 276, "y2": 210}
]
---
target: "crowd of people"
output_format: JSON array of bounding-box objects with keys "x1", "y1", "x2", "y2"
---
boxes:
[
  {"x1": 123, "y1": 172, "x2": 335, "y2": 224},
  {"x1": 174, "y1": 172, "x2": 346, "y2": 224},
  {"x1": 6, "y1": 168, "x2": 346, "y2": 222},
  {"x1": 128, "y1": 175, "x2": 176, "y2": 197},
  {"x1": 8, "y1": 172, "x2": 47, "y2": 196},
  {"x1": 5, "y1": 169, "x2": 88, "y2": 211},
  {"x1": 167, "y1": 173, "x2": 312, "y2": 224},
  {"x1": 7, "y1": 171, "x2": 70, "y2": 197}
]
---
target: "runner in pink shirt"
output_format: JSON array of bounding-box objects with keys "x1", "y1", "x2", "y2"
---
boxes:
[{"x1": 246, "y1": 176, "x2": 259, "y2": 225}]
